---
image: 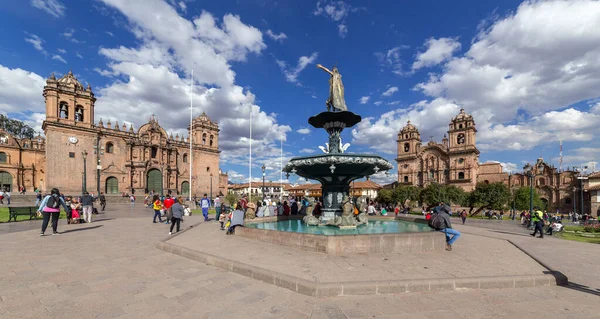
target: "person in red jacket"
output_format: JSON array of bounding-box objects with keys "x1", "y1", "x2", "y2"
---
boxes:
[{"x1": 163, "y1": 195, "x2": 175, "y2": 225}]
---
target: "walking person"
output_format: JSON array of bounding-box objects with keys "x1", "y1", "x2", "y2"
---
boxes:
[
  {"x1": 5, "y1": 191, "x2": 10, "y2": 205},
  {"x1": 35, "y1": 191, "x2": 43, "y2": 206},
  {"x1": 80, "y1": 192, "x2": 94, "y2": 223},
  {"x1": 214, "y1": 195, "x2": 222, "y2": 221},
  {"x1": 200, "y1": 194, "x2": 210, "y2": 221},
  {"x1": 99, "y1": 192, "x2": 106, "y2": 211},
  {"x1": 163, "y1": 195, "x2": 174, "y2": 224},
  {"x1": 460, "y1": 210, "x2": 467, "y2": 224},
  {"x1": 530, "y1": 206, "x2": 544, "y2": 238},
  {"x1": 169, "y1": 197, "x2": 185, "y2": 235},
  {"x1": 38, "y1": 188, "x2": 70, "y2": 236},
  {"x1": 152, "y1": 195, "x2": 163, "y2": 223}
]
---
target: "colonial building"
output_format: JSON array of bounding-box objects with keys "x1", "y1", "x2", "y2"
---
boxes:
[
  {"x1": 228, "y1": 182, "x2": 292, "y2": 199},
  {"x1": 396, "y1": 109, "x2": 581, "y2": 212},
  {"x1": 0, "y1": 70, "x2": 227, "y2": 196},
  {"x1": 287, "y1": 181, "x2": 382, "y2": 200}
]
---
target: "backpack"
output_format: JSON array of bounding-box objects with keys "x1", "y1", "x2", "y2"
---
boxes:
[
  {"x1": 428, "y1": 213, "x2": 446, "y2": 230},
  {"x1": 46, "y1": 195, "x2": 61, "y2": 209}
]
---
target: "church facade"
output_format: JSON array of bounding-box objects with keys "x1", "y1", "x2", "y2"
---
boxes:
[
  {"x1": 0, "y1": 70, "x2": 227, "y2": 196},
  {"x1": 395, "y1": 109, "x2": 580, "y2": 212}
]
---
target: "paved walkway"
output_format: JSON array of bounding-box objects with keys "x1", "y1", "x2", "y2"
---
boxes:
[
  {"x1": 168, "y1": 222, "x2": 546, "y2": 283},
  {"x1": 0, "y1": 206, "x2": 598, "y2": 318}
]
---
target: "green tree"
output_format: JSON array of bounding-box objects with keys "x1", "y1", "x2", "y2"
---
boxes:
[
  {"x1": 465, "y1": 182, "x2": 511, "y2": 216},
  {"x1": 376, "y1": 189, "x2": 394, "y2": 204},
  {"x1": 512, "y1": 187, "x2": 544, "y2": 211},
  {"x1": 392, "y1": 185, "x2": 420, "y2": 208},
  {"x1": 0, "y1": 114, "x2": 36, "y2": 140},
  {"x1": 225, "y1": 192, "x2": 239, "y2": 206},
  {"x1": 419, "y1": 184, "x2": 466, "y2": 208}
]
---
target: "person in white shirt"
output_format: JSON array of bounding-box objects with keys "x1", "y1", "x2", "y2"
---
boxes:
[{"x1": 214, "y1": 196, "x2": 222, "y2": 221}]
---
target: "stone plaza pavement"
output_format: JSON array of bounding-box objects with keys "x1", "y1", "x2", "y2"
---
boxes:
[{"x1": 0, "y1": 204, "x2": 599, "y2": 318}]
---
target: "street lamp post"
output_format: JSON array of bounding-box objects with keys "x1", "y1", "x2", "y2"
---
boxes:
[
  {"x1": 572, "y1": 186, "x2": 577, "y2": 216},
  {"x1": 210, "y1": 173, "x2": 213, "y2": 200},
  {"x1": 82, "y1": 150, "x2": 88, "y2": 194},
  {"x1": 261, "y1": 164, "x2": 266, "y2": 200}
]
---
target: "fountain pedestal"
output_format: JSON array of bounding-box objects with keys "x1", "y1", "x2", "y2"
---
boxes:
[{"x1": 284, "y1": 111, "x2": 393, "y2": 223}]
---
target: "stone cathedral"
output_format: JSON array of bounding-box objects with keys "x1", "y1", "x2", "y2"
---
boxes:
[
  {"x1": 395, "y1": 108, "x2": 580, "y2": 212},
  {"x1": 0, "y1": 70, "x2": 227, "y2": 196}
]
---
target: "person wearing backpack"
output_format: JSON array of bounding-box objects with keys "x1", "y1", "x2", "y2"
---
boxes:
[
  {"x1": 428, "y1": 203, "x2": 460, "y2": 251},
  {"x1": 37, "y1": 188, "x2": 70, "y2": 236}
]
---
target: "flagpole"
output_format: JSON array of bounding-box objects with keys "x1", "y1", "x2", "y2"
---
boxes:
[
  {"x1": 280, "y1": 132, "x2": 283, "y2": 203},
  {"x1": 189, "y1": 70, "x2": 193, "y2": 201},
  {"x1": 249, "y1": 106, "x2": 252, "y2": 201}
]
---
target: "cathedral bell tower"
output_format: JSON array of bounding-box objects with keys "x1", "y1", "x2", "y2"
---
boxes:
[
  {"x1": 448, "y1": 109, "x2": 476, "y2": 151},
  {"x1": 43, "y1": 71, "x2": 96, "y2": 128},
  {"x1": 447, "y1": 108, "x2": 479, "y2": 189},
  {"x1": 396, "y1": 120, "x2": 421, "y2": 185}
]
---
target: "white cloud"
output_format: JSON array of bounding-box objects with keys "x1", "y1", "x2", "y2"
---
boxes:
[
  {"x1": 178, "y1": 1, "x2": 186, "y2": 11},
  {"x1": 62, "y1": 28, "x2": 83, "y2": 43},
  {"x1": 0, "y1": 65, "x2": 46, "y2": 115},
  {"x1": 57, "y1": 48, "x2": 67, "y2": 54},
  {"x1": 105, "y1": 31, "x2": 115, "y2": 37},
  {"x1": 52, "y1": 54, "x2": 67, "y2": 64},
  {"x1": 499, "y1": 162, "x2": 518, "y2": 173},
  {"x1": 381, "y1": 86, "x2": 398, "y2": 97},
  {"x1": 314, "y1": 0, "x2": 352, "y2": 38},
  {"x1": 93, "y1": 0, "x2": 289, "y2": 165},
  {"x1": 24, "y1": 34, "x2": 45, "y2": 53},
  {"x1": 296, "y1": 128, "x2": 310, "y2": 134},
  {"x1": 276, "y1": 52, "x2": 318, "y2": 84},
  {"x1": 31, "y1": 0, "x2": 65, "y2": 18},
  {"x1": 299, "y1": 148, "x2": 316, "y2": 154},
  {"x1": 359, "y1": 96, "x2": 370, "y2": 104},
  {"x1": 412, "y1": 37, "x2": 461, "y2": 70},
  {"x1": 374, "y1": 46, "x2": 409, "y2": 75},
  {"x1": 76, "y1": 52, "x2": 83, "y2": 59},
  {"x1": 374, "y1": 101, "x2": 383, "y2": 106},
  {"x1": 265, "y1": 29, "x2": 287, "y2": 42}
]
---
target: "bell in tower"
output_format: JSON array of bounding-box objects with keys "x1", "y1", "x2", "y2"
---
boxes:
[{"x1": 60, "y1": 103, "x2": 69, "y2": 119}]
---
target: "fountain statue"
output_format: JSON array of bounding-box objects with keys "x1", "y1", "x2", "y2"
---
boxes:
[{"x1": 283, "y1": 65, "x2": 393, "y2": 227}]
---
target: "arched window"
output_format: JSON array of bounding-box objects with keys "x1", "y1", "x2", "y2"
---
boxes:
[
  {"x1": 202, "y1": 133, "x2": 207, "y2": 145},
  {"x1": 459, "y1": 124, "x2": 463, "y2": 129},
  {"x1": 106, "y1": 177, "x2": 118, "y2": 194},
  {"x1": 183, "y1": 153, "x2": 188, "y2": 163},
  {"x1": 75, "y1": 106, "x2": 84, "y2": 122},
  {"x1": 151, "y1": 147, "x2": 158, "y2": 158},
  {"x1": 210, "y1": 135, "x2": 214, "y2": 146},
  {"x1": 457, "y1": 133, "x2": 465, "y2": 145},
  {"x1": 429, "y1": 169, "x2": 434, "y2": 179},
  {"x1": 404, "y1": 143, "x2": 410, "y2": 152},
  {"x1": 59, "y1": 102, "x2": 69, "y2": 119},
  {"x1": 538, "y1": 178, "x2": 546, "y2": 186},
  {"x1": 484, "y1": 180, "x2": 490, "y2": 184},
  {"x1": 458, "y1": 172, "x2": 465, "y2": 180},
  {"x1": 106, "y1": 142, "x2": 114, "y2": 154},
  {"x1": 0, "y1": 152, "x2": 6, "y2": 163},
  {"x1": 405, "y1": 134, "x2": 408, "y2": 139},
  {"x1": 0, "y1": 171, "x2": 12, "y2": 192},
  {"x1": 403, "y1": 176, "x2": 409, "y2": 183}
]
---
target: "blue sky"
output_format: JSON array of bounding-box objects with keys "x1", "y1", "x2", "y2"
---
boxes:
[{"x1": 1, "y1": 0, "x2": 599, "y2": 185}]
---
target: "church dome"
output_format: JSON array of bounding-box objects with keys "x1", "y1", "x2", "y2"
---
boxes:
[
  {"x1": 453, "y1": 108, "x2": 473, "y2": 122},
  {"x1": 57, "y1": 70, "x2": 84, "y2": 91},
  {"x1": 400, "y1": 120, "x2": 418, "y2": 133}
]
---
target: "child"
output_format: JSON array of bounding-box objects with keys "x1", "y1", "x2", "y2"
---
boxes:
[
  {"x1": 219, "y1": 208, "x2": 228, "y2": 230},
  {"x1": 70, "y1": 198, "x2": 82, "y2": 224}
]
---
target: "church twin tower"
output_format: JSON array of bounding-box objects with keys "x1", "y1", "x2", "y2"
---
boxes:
[
  {"x1": 396, "y1": 109, "x2": 480, "y2": 191},
  {"x1": 42, "y1": 71, "x2": 226, "y2": 196}
]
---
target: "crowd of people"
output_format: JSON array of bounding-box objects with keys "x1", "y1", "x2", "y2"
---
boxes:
[{"x1": 36, "y1": 189, "x2": 106, "y2": 236}]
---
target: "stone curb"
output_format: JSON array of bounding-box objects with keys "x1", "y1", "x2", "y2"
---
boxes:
[
  {"x1": 156, "y1": 240, "x2": 562, "y2": 297},
  {"x1": 507, "y1": 240, "x2": 569, "y2": 286}
]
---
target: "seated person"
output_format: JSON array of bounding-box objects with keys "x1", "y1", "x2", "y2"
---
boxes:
[{"x1": 226, "y1": 204, "x2": 245, "y2": 235}]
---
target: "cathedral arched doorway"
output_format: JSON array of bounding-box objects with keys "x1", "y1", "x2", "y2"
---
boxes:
[
  {"x1": 181, "y1": 181, "x2": 190, "y2": 195},
  {"x1": 146, "y1": 169, "x2": 162, "y2": 194},
  {"x1": 540, "y1": 198, "x2": 548, "y2": 210},
  {"x1": 105, "y1": 177, "x2": 118, "y2": 194},
  {"x1": 0, "y1": 171, "x2": 12, "y2": 192}
]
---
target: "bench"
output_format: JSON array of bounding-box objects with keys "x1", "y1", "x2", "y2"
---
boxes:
[{"x1": 7, "y1": 206, "x2": 39, "y2": 222}]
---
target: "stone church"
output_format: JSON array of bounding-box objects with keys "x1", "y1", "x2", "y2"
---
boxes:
[
  {"x1": 0, "y1": 70, "x2": 227, "y2": 196},
  {"x1": 395, "y1": 109, "x2": 580, "y2": 212}
]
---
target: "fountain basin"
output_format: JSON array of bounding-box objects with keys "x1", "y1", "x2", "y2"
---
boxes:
[{"x1": 238, "y1": 217, "x2": 446, "y2": 255}]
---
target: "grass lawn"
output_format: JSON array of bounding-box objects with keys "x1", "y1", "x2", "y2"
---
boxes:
[
  {"x1": 0, "y1": 207, "x2": 67, "y2": 223},
  {"x1": 191, "y1": 209, "x2": 216, "y2": 215},
  {"x1": 557, "y1": 231, "x2": 600, "y2": 244}
]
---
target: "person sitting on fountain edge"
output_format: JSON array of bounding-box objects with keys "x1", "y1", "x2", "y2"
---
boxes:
[{"x1": 438, "y1": 203, "x2": 461, "y2": 251}]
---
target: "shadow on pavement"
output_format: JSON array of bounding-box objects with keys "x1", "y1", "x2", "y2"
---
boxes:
[
  {"x1": 61, "y1": 225, "x2": 104, "y2": 234},
  {"x1": 563, "y1": 282, "x2": 600, "y2": 297}
]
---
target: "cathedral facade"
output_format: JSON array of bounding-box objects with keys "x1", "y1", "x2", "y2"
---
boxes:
[
  {"x1": 395, "y1": 109, "x2": 580, "y2": 212},
  {"x1": 0, "y1": 70, "x2": 227, "y2": 196}
]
